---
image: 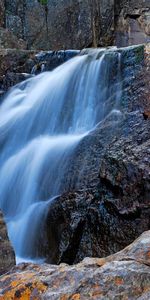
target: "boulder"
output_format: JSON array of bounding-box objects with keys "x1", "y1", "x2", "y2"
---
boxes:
[
  {"x1": 0, "y1": 210, "x2": 15, "y2": 275},
  {"x1": 42, "y1": 112, "x2": 150, "y2": 264},
  {"x1": 0, "y1": 231, "x2": 149, "y2": 299}
]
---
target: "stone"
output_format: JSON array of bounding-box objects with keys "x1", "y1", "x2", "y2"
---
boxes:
[
  {"x1": 0, "y1": 49, "x2": 80, "y2": 94},
  {"x1": 0, "y1": 27, "x2": 27, "y2": 50},
  {"x1": 4, "y1": 0, "x2": 114, "y2": 50},
  {"x1": 0, "y1": 0, "x2": 5, "y2": 27},
  {"x1": 0, "y1": 49, "x2": 37, "y2": 94},
  {"x1": 0, "y1": 210, "x2": 15, "y2": 275},
  {"x1": 115, "y1": 0, "x2": 150, "y2": 46},
  {"x1": 0, "y1": 231, "x2": 149, "y2": 299},
  {"x1": 1, "y1": 0, "x2": 149, "y2": 50},
  {"x1": 28, "y1": 44, "x2": 149, "y2": 265}
]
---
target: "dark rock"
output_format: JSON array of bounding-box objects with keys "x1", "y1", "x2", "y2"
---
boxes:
[
  {"x1": 37, "y1": 45, "x2": 150, "y2": 264},
  {"x1": 43, "y1": 114, "x2": 150, "y2": 264},
  {"x1": 0, "y1": 49, "x2": 80, "y2": 94},
  {"x1": 143, "y1": 111, "x2": 150, "y2": 120},
  {"x1": 0, "y1": 0, "x2": 5, "y2": 27},
  {"x1": 32, "y1": 50, "x2": 80, "y2": 74},
  {"x1": 1, "y1": 1, "x2": 149, "y2": 50},
  {"x1": 0, "y1": 231, "x2": 149, "y2": 299},
  {"x1": 4, "y1": 0, "x2": 114, "y2": 50},
  {"x1": 0, "y1": 210, "x2": 15, "y2": 275}
]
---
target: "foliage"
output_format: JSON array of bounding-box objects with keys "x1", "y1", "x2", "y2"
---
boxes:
[{"x1": 38, "y1": 0, "x2": 48, "y2": 5}]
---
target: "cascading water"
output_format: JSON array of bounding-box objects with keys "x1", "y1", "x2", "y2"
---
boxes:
[{"x1": 0, "y1": 49, "x2": 122, "y2": 263}]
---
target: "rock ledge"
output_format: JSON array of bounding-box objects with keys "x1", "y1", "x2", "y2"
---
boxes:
[{"x1": 0, "y1": 231, "x2": 149, "y2": 299}]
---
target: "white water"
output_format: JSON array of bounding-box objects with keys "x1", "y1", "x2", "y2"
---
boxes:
[{"x1": 0, "y1": 49, "x2": 122, "y2": 262}]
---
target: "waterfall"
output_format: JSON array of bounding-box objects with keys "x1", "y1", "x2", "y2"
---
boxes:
[{"x1": 0, "y1": 49, "x2": 122, "y2": 263}]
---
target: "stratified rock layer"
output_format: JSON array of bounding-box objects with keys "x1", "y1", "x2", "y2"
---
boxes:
[
  {"x1": 0, "y1": 211, "x2": 15, "y2": 275},
  {"x1": 0, "y1": 231, "x2": 149, "y2": 299}
]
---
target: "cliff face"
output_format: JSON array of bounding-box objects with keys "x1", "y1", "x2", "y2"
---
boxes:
[
  {"x1": 3, "y1": 0, "x2": 114, "y2": 50},
  {"x1": 3, "y1": 0, "x2": 108, "y2": 50},
  {"x1": 115, "y1": 0, "x2": 150, "y2": 46},
  {"x1": 0, "y1": 0, "x2": 149, "y2": 50}
]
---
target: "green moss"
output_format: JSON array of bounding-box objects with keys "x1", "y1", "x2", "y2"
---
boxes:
[{"x1": 134, "y1": 45, "x2": 144, "y2": 64}]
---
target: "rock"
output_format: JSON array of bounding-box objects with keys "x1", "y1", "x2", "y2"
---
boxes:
[
  {"x1": 0, "y1": 44, "x2": 145, "y2": 94},
  {"x1": 30, "y1": 45, "x2": 149, "y2": 264},
  {"x1": 0, "y1": 27, "x2": 27, "y2": 49},
  {"x1": 0, "y1": 49, "x2": 37, "y2": 78},
  {"x1": 0, "y1": 210, "x2": 15, "y2": 275},
  {"x1": 0, "y1": 0, "x2": 5, "y2": 27},
  {"x1": 4, "y1": 0, "x2": 114, "y2": 50},
  {"x1": 0, "y1": 49, "x2": 80, "y2": 94},
  {"x1": 1, "y1": 72, "x2": 33, "y2": 92},
  {"x1": 143, "y1": 111, "x2": 150, "y2": 120},
  {"x1": 0, "y1": 49, "x2": 37, "y2": 94},
  {"x1": 43, "y1": 110, "x2": 150, "y2": 264},
  {"x1": 0, "y1": 231, "x2": 149, "y2": 299},
  {"x1": 115, "y1": 0, "x2": 150, "y2": 46},
  {"x1": 32, "y1": 50, "x2": 80, "y2": 74},
  {"x1": 1, "y1": 1, "x2": 149, "y2": 50}
]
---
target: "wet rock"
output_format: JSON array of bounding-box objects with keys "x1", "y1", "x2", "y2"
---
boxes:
[
  {"x1": 0, "y1": 49, "x2": 80, "y2": 93},
  {"x1": 0, "y1": 231, "x2": 149, "y2": 299},
  {"x1": 0, "y1": 210, "x2": 15, "y2": 275},
  {"x1": 37, "y1": 45, "x2": 149, "y2": 264},
  {"x1": 1, "y1": 72, "x2": 33, "y2": 92},
  {"x1": 32, "y1": 50, "x2": 80, "y2": 74},
  {"x1": 38, "y1": 110, "x2": 150, "y2": 265}
]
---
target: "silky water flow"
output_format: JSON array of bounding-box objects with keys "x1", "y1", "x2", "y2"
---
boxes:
[{"x1": 0, "y1": 49, "x2": 122, "y2": 263}]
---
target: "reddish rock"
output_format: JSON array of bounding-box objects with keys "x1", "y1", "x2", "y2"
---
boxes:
[
  {"x1": 143, "y1": 111, "x2": 150, "y2": 120},
  {"x1": 0, "y1": 231, "x2": 149, "y2": 299}
]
